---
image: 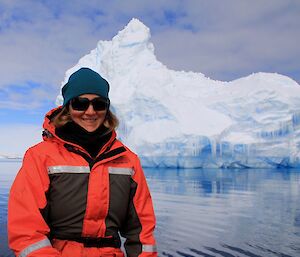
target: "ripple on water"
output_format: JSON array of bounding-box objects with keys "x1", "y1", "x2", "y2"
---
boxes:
[{"x1": 1, "y1": 164, "x2": 300, "y2": 257}]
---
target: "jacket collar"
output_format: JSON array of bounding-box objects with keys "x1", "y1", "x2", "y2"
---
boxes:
[{"x1": 42, "y1": 107, "x2": 118, "y2": 158}]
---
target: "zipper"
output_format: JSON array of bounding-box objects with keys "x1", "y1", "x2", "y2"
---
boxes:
[{"x1": 64, "y1": 143, "x2": 126, "y2": 169}]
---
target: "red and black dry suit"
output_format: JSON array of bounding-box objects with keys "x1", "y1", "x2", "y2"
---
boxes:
[{"x1": 8, "y1": 107, "x2": 157, "y2": 257}]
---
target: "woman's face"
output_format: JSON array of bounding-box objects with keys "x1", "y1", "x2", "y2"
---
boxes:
[{"x1": 69, "y1": 94, "x2": 107, "y2": 132}]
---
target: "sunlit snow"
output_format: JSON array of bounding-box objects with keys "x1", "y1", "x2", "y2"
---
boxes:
[{"x1": 55, "y1": 18, "x2": 300, "y2": 168}]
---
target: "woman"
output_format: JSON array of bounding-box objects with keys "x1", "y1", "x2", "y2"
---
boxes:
[{"x1": 8, "y1": 68, "x2": 157, "y2": 257}]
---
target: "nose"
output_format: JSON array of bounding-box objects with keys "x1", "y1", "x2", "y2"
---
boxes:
[{"x1": 84, "y1": 103, "x2": 96, "y2": 114}]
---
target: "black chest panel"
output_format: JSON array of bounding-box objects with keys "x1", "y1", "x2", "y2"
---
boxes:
[{"x1": 47, "y1": 173, "x2": 89, "y2": 238}]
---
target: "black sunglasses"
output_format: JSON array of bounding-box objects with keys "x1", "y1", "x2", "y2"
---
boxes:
[{"x1": 70, "y1": 97, "x2": 110, "y2": 111}]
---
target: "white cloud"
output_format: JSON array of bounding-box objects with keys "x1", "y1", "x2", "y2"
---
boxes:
[
  {"x1": 0, "y1": 124, "x2": 41, "y2": 156},
  {"x1": 0, "y1": 82, "x2": 57, "y2": 110},
  {"x1": 0, "y1": 0, "x2": 299, "y2": 112},
  {"x1": 151, "y1": 1, "x2": 300, "y2": 81},
  {"x1": 0, "y1": 0, "x2": 299, "y2": 157}
]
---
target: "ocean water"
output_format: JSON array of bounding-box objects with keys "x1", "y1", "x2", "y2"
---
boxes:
[{"x1": 1, "y1": 161, "x2": 300, "y2": 257}]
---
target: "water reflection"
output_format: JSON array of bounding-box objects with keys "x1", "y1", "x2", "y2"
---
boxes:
[
  {"x1": 144, "y1": 168, "x2": 300, "y2": 257},
  {"x1": 0, "y1": 161, "x2": 21, "y2": 257},
  {"x1": 0, "y1": 163, "x2": 299, "y2": 257},
  {"x1": 145, "y1": 168, "x2": 299, "y2": 195}
]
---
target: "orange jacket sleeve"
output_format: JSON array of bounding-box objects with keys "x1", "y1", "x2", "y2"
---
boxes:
[
  {"x1": 120, "y1": 156, "x2": 157, "y2": 257},
  {"x1": 8, "y1": 149, "x2": 61, "y2": 257}
]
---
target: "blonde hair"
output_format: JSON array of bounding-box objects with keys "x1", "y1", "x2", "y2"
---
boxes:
[{"x1": 51, "y1": 106, "x2": 119, "y2": 132}]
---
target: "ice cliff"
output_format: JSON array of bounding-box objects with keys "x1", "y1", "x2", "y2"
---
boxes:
[{"x1": 56, "y1": 18, "x2": 300, "y2": 168}]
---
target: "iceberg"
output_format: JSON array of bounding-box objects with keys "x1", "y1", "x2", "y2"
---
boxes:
[{"x1": 56, "y1": 18, "x2": 300, "y2": 169}]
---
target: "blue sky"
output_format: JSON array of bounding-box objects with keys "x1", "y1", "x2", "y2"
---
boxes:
[{"x1": 0, "y1": 0, "x2": 300, "y2": 155}]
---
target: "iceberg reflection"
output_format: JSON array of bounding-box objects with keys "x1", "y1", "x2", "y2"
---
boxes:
[
  {"x1": 0, "y1": 162, "x2": 299, "y2": 256},
  {"x1": 144, "y1": 168, "x2": 300, "y2": 257}
]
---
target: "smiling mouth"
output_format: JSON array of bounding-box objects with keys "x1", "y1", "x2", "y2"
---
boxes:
[{"x1": 82, "y1": 118, "x2": 97, "y2": 121}]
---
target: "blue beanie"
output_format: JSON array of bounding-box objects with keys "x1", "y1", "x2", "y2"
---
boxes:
[{"x1": 62, "y1": 67, "x2": 110, "y2": 106}]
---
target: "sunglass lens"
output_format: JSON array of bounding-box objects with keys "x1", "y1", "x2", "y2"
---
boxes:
[
  {"x1": 71, "y1": 98, "x2": 90, "y2": 111},
  {"x1": 92, "y1": 98, "x2": 108, "y2": 111}
]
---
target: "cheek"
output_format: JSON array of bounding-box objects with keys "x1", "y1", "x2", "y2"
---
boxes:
[
  {"x1": 70, "y1": 112, "x2": 81, "y2": 121},
  {"x1": 98, "y1": 112, "x2": 107, "y2": 120}
]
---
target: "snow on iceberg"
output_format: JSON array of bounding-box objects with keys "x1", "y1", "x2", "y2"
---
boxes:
[{"x1": 56, "y1": 18, "x2": 300, "y2": 169}]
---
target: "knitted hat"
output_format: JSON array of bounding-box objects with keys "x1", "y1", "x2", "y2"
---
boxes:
[{"x1": 62, "y1": 67, "x2": 110, "y2": 106}]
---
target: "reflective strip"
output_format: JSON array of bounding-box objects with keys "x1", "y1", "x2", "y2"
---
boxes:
[
  {"x1": 19, "y1": 238, "x2": 51, "y2": 257},
  {"x1": 48, "y1": 165, "x2": 90, "y2": 174},
  {"x1": 108, "y1": 167, "x2": 134, "y2": 176},
  {"x1": 142, "y1": 244, "x2": 157, "y2": 252}
]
